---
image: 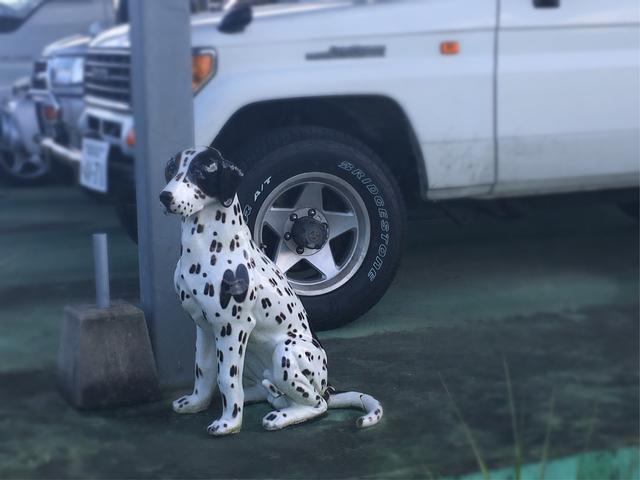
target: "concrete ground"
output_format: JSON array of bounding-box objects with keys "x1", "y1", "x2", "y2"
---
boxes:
[{"x1": 0, "y1": 185, "x2": 638, "y2": 479}]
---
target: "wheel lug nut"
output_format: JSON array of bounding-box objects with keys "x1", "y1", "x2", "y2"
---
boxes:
[
  {"x1": 322, "y1": 222, "x2": 328, "y2": 229},
  {"x1": 284, "y1": 232, "x2": 292, "y2": 241},
  {"x1": 290, "y1": 213, "x2": 298, "y2": 221},
  {"x1": 308, "y1": 208, "x2": 316, "y2": 217},
  {"x1": 260, "y1": 243, "x2": 267, "y2": 251},
  {"x1": 296, "y1": 247, "x2": 304, "y2": 255}
]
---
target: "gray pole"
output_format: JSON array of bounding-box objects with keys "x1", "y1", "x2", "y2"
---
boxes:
[
  {"x1": 129, "y1": 0, "x2": 195, "y2": 386},
  {"x1": 92, "y1": 233, "x2": 110, "y2": 308}
]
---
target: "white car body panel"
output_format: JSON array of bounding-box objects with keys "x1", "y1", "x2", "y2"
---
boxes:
[
  {"x1": 194, "y1": 0, "x2": 498, "y2": 193},
  {"x1": 85, "y1": 0, "x2": 640, "y2": 199},
  {"x1": 495, "y1": 0, "x2": 640, "y2": 195}
]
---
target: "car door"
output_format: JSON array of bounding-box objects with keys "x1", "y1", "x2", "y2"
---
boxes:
[{"x1": 495, "y1": 0, "x2": 640, "y2": 195}]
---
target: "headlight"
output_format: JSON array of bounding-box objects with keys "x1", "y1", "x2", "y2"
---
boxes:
[
  {"x1": 192, "y1": 49, "x2": 216, "y2": 93},
  {"x1": 49, "y1": 56, "x2": 84, "y2": 86}
]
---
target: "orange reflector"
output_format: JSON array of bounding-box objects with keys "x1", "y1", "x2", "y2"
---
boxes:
[
  {"x1": 126, "y1": 129, "x2": 135, "y2": 147},
  {"x1": 192, "y1": 53, "x2": 213, "y2": 91},
  {"x1": 440, "y1": 41, "x2": 460, "y2": 55},
  {"x1": 43, "y1": 105, "x2": 58, "y2": 120}
]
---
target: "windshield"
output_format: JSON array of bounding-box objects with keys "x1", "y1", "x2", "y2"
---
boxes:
[{"x1": 0, "y1": 0, "x2": 44, "y2": 19}]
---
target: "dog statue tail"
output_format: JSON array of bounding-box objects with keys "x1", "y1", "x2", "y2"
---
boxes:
[{"x1": 326, "y1": 387, "x2": 383, "y2": 428}]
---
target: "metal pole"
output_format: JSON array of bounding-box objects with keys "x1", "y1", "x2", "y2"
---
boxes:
[
  {"x1": 129, "y1": 0, "x2": 195, "y2": 386},
  {"x1": 92, "y1": 233, "x2": 110, "y2": 309}
]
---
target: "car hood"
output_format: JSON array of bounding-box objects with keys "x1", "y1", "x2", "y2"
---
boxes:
[
  {"x1": 90, "y1": 0, "x2": 427, "y2": 50},
  {"x1": 43, "y1": 34, "x2": 91, "y2": 58}
]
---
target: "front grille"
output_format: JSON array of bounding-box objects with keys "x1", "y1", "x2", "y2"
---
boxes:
[
  {"x1": 31, "y1": 60, "x2": 48, "y2": 89},
  {"x1": 84, "y1": 51, "x2": 131, "y2": 106}
]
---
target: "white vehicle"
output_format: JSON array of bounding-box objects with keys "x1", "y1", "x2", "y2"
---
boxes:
[{"x1": 57, "y1": 0, "x2": 640, "y2": 328}]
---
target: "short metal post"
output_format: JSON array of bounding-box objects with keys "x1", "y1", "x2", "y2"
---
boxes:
[{"x1": 93, "y1": 233, "x2": 110, "y2": 309}]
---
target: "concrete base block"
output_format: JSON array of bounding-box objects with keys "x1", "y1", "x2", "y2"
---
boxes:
[{"x1": 58, "y1": 300, "x2": 159, "y2": 409}]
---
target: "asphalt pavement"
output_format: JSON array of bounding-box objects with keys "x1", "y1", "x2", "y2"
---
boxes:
[{"x1": 0, "y1": 185, "x2": 637, "y2": 478}]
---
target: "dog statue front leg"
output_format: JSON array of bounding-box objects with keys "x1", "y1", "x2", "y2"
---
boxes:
[
  {"x1": 173, "y1": 323, "x2": 217, "y2": 413},
  {"x1": 206, "y1": 318, "x2": 255, "y2": 436}
]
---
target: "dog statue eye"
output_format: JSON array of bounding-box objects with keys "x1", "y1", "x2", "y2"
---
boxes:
[{"x1": 165, "y1": 156, "x2": 178, "y2": 182}]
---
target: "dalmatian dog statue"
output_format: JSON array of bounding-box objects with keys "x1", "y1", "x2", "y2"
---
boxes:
[{"x1": 159, "y1": 146, "x2": 383, "y2": 436}]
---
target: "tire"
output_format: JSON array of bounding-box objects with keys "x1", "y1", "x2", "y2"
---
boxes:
[
  {"x1": 113, "y1": 183, "x2": 138, "y2": 244},
  {"x1": 114, "y1": 200, "x2": 138, "y2": 244},
  {"x1": 233, "y1": 126, "x2": 406, "y2": 330},
  {"x1": 0, "y1": 150, "x2": 50, "y2": 186},
  {"x1": 619, "y1": 201, "x2": 639, "y2": 221}
]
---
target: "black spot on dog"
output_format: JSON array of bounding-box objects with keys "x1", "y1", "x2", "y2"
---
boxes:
[
  {"x1": 210, "y1": 254, "x2": 217, "y2": 265},
  {"x1": 265, "y1": 413, "x2": 276, "y2": 421},
  {"x1": 197, "y1": 224, "x2": 204, "y2": 233},
  {"x1": 230, "y1": 365, "x2": 237, "y2": 377},
  {"x1": 211, "y1": 240, "x2": 223, "y2": 253},
  {"x1": 220, "y1": 264, "x2": 249, "y2": 309},
  {"x1": 220, "y1": 325, "x2": 226, "y2": 337}
]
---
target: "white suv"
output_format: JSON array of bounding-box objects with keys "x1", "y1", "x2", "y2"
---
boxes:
[{"x1": 76, "y1": 0, "x2": 639, "y2": 329}]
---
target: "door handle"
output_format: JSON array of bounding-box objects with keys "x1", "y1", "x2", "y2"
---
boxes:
[{"x1": 533, "y1": 0, "x2": 559, "y2": 7}]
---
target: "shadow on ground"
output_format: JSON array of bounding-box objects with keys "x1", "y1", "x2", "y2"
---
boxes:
[{"x1": 0, "y1": 186, "x2": 638, "y2": 478}]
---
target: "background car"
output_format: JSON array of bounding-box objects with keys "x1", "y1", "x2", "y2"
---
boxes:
[
  {"x1": 36, "y1": 34, "x2": 92, "y2": 184},
  {"x1": 0, "y1": 76, "x2": 43, "y2": 184}
]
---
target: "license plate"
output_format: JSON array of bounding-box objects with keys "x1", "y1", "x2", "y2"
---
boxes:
[{"x1": 80, "y1": 138, "x2": 109, "y2": 193}]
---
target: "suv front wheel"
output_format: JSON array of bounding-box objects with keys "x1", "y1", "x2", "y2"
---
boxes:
[{"x1": 234, "y1": 126, "x2": 406, "y2": 330}]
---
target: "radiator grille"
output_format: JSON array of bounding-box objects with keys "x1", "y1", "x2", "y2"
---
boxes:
[{"x1": 84, "y1": 51, "x2": 131, "y2": 106}]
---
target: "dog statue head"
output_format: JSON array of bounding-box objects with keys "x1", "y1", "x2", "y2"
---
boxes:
[{"x1": 159, "y1": 146, "x2": 243, "y2": 217}]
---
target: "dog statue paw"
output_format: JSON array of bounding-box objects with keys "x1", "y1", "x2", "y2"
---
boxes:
[{"x1": 159, "y1": 146, "x2": 383, "y2": 435}]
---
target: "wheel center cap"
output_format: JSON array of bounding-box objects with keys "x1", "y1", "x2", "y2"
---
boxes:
[{"x1": 291, "y1": 216, "x2": 328, "y2": 250}]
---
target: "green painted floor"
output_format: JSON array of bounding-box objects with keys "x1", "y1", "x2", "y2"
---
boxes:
[{"x1": 0, "y1": 186, "x2": 638, "y2": 479}]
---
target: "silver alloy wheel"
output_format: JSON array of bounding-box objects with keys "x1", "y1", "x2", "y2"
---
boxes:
[
  {"x1": 0, "y1": 150, "x2": 49, "y2": 180},
  {"x1": 253, "y1": 172, "x2": 370, "y2": 296}
]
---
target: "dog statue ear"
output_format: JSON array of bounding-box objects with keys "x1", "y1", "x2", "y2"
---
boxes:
[{"x1": 218, "y1": 159, "x2": 244, "y2": 207}]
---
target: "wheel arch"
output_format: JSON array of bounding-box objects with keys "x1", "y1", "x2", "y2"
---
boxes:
[{"x1": 212, "y1": 95, "x2": 427, "y2": 202}]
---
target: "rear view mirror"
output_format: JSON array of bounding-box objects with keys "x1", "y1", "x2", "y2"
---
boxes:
[{"x1": 0, "y1": 0, "x2": 47, "y2": 34}]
